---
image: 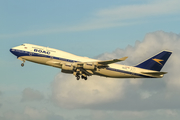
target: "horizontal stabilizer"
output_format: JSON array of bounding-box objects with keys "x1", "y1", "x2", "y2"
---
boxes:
[{"x1": 141, "y1": 72, "x2": 167, "y2": 75}]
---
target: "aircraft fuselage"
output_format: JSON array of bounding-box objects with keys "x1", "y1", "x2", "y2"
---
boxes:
[{"x1": 10, "y1": 43, "x2": 172, "y2": 80}]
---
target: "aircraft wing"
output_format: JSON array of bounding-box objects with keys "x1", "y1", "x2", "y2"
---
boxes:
[
  {"x1": 45, "y1": 56, "x2": 128, "y2": 69},
  {"x1": 97, "y1": 57, "x2": 128, "y2": 65}
]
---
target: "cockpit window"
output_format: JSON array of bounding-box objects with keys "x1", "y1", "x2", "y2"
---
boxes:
[{"x1": 21, "y1": 44, "x2": 25, "y2": 46}]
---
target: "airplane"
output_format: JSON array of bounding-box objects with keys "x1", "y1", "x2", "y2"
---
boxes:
[{"x1": 10, "y1": 43, "x2": 172, "y2": 80}]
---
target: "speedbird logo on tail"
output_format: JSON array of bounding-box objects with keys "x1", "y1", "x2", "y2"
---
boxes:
[{"x1": 152, "y1": 59, "x2": 164, "y2": 65}]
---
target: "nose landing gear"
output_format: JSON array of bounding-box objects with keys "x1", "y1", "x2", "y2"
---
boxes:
[
  {"x1": 21, "y1": 60, "x2": 25, "y2": 67},
  {"x1": 21, "y1": 63, "x2": 24, "y2": 67}
]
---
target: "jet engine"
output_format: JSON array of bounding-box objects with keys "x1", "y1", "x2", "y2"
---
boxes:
[
  {"x1": 83, "y1": 63, "x2": 96, "y2": 70},
  {"x1": 61, "y1": 63, "x2": 74, "y2": 71}
]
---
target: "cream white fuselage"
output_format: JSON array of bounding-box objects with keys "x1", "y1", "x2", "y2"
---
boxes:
[{"x1": 10, "y1": 44, "x2": 163, "y2": 79}]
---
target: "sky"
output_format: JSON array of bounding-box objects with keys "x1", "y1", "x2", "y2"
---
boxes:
[{"x1": 1, "y1": 0, "x2": 180, "y2": 120}]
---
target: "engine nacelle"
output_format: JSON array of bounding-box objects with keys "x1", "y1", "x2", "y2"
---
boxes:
[
  {"x1": 61, "y1": 64, "x2": 74, "y2": 71},
  {"x1": 83, "y1": 63, "x2": 96, "y2": 70}
]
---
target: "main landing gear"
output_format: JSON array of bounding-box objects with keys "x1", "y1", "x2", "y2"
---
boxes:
[
  {"x1": 75, "y1": 71, "x2": 88, "y2": 80},
  {"x1": 76, "y1": 75, "x2": 87, "y2": 80},
  {"x1": 81, "y1": 74, "x2": 87, "y2": 80},
  {"x1": 76, "y1": 76, "x2": 80, "y2": 80}
]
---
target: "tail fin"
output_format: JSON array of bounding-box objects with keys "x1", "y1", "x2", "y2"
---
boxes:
[{"x1": 135, "y1": 50, "x2": 172, "y2": 71}]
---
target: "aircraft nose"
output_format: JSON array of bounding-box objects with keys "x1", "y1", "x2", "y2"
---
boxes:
[
  {"x1": 10, "y1": 48, "x2": 15, "y2": 54},
  {"x1": 10, "y1": 48, "x2": 18, "y2": 56}
]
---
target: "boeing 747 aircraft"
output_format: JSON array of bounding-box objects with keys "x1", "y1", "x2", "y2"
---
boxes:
[{"x1": 10, "y1": 44, "x2": 172, "y2": 80}]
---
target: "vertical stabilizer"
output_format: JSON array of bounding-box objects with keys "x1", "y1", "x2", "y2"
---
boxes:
[{"x1": 135, "y1": 51, "x2": 172, "y2": 71}]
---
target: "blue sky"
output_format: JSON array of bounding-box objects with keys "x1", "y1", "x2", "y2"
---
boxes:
[{"x1": 1, "y1": 0, "x2": 180, "y2": 120}]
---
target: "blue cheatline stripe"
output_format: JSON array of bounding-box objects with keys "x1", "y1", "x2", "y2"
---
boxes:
[
  {"x1": 11, "y1": 49, "x2": 154, "y2": 78},
  {"x1": 10, "y1": 49, "x2": 78, "y2": 63},
  {"x1": 106, "y1": 68, "x2": 154, "y2": 78}
]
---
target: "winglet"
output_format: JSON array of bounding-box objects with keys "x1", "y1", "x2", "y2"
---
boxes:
[
  {"x1": 118, "y1": 56, "x2": 128, "y2": 61},
  {"x1": 112, "y1": 57, "x2": 128, "y2": 62},
  {"x1": 98, "y1": 56, "x2": 128, "y2": 64}
]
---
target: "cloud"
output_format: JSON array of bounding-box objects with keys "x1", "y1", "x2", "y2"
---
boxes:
[
  {"x1": 21, "y1": 88, "x2": 44, "y2": 102},
  {"x1": 1, "y1": 0, "x2": 180, "y2": 38},
  {"x1": 1, "y1": 107, "x2": 64, "y2": 120},
  {"x1": 52, "y1": 31, "x2": 180, "y2": 111},
  {"x1": 1, "y1": 107, "x2": 179, "y2": 120},
  {"x1": 96, "y1": 0, "x2": 180, "y2": 21},
  {"x1": 75, "y1": 109, "x2": 180, "y2": 120},
  {"x1": 52, "y1": 74, "x2": 125, "y2": 109}
]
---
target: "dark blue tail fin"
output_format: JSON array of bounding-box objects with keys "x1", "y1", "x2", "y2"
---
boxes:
[{"x1": 135, "y1": 51, "x2": 172, "y2": 71}]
